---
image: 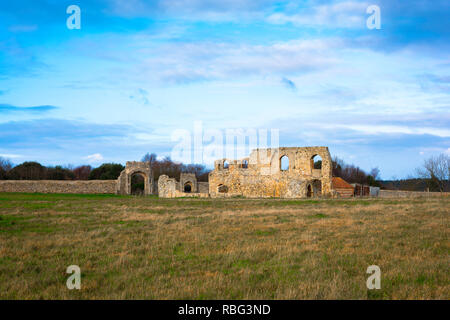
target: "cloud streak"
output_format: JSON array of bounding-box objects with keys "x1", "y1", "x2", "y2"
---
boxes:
[
  {"x1": 0, "y1": 104, "x2": 58, "y2": 114},
  {"x1": 123, "y1": 38, "x2": 342, "y2": 84},
  {"x1": 267, "y1": 1, "x2": 369, "y2": 29}
]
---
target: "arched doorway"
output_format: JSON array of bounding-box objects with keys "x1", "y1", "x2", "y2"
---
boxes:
[
  {"x1": 131, "y1": 173, "x2": 145, "y2": 195},
  {"x1": 184, "y1": 182, "x2": 193, "y2": 193},
  {"x1": 117, "y1": 162, "x2": 153, "y2": 195},
  {"x1": 306, "y1": 184, "x2": 313, "y2": 198}
]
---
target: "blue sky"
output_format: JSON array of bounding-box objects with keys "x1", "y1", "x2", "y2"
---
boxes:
[{"x1": 0, "y1": 0, "x2": 449, "y2": 179}]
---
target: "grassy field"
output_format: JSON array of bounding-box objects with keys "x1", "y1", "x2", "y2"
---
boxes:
[{"x1": 0, "y1": 192, "x2": 448, "y2": 299}]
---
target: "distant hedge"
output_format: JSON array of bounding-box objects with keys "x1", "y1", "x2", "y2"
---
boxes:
[
  {"x1": 0, "y1": 158, "x2": 125, "y2": 181},
  {"x1": 88, "y1": 163, "x2": 125, "y2": 180}
]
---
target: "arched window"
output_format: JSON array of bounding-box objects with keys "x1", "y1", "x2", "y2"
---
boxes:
[
  {"x1": 242, "y1": 159, "x2": 248, "y2": 169},
  {"x1": 218, "y1": 184, "x2": 228, "y2": 193},
  {"x1": 311, "y1": 154, "x2": 322, "y2": 169},
  {"x1": 280, "y1": 155, "x2": 289, "y2": 171},
  {"x1": 223, "y1": 160, "x2": 229, "y2": 169}
]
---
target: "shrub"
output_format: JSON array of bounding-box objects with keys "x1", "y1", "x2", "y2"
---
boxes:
[
  {"x1": 89, "y1": 163, "x2": 124, "y2": 180},
  {"x1": 47, "y1": 166, "x2": 75, "y2": 180},
  {"x1": 7, "y1": 162, "x2": 47, "y2": 180}
]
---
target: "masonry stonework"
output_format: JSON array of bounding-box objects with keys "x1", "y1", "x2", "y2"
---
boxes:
[
  {"x1": 0, "y1": 180, "x2": 116, "y2": 194},
  {"x1": 208, "y1": 147, "x2": 333, "y2": 198},
  {"x1": 117, "y1": 161, "x2": 153, "y2": 195},
  {"x1": 158, "y1": 173, "x2": 210, "y2": 198}
]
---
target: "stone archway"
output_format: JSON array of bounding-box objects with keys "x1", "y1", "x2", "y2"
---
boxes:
[
  {"x1": 180, "y1": 173, "x2": 197, "y2": 193},
  {"x1": 131, "y1": 172, "x2": 145, "y2": 195},
  {"x1": 117, "y1": 161, "x2": 153, "y2": 195},
  {"x1": 184, "y1": 181, "x2": 193, "y2": 193}
]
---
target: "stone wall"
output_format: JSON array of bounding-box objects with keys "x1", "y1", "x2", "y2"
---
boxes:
[
  {"x1": 179, "y1": 173, "x2": 196, "y2": 192},
  {"x1": 0, "y1": 180, "x2": 117, "y2": 194},
  {"x1": 209, "y1": 147, "x2": 333, "y2": 198},
  {"x1": 157, "y1": 175, "x2": 178, "y2": 198},
  {"x1": 198, "y1": 182, "x2": 209, "y2": 194},
  {"x1": 158, "y1": 174, "x2": 209, "y2": 198},
  {"x1": 379, "y1": 190, "x2": 450, "y2": 198}
]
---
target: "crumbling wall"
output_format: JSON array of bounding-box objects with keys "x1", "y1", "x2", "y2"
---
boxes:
[
  {"x1": 209, "y1": 147, "x2": 333, "y2": 198},
  {"x1": 117, "y1": 161, "x2": 153, "y2": 195},
  {"x1": 158, "y1": 174, "x2": 209, "y2": 198},
  {"x1": 157, "y1": 175, "x2": 179, "y2": 198},
  {"x1": 179, "y1": 173, "x2": 197, "y2": 193}
]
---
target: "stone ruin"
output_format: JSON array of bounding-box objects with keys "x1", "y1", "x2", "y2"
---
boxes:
[
  {"x1": 117, "y1": 161, "x2": 154, "y2": 195},
  {"x1": 208, "y1": 147, "x2": 333, "y2": 198},
  {"x1": 158, "y1": 173, "x2": 209, "y2": 198},
  {"x1": 156, "y1": 146, "x2": 334, "y2": 198}
]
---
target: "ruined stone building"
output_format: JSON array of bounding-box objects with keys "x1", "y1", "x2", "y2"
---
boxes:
[
  {"x1": 208, "y1": 147, "x2": 333, "y2": 198},
  {"x1": 157, "y1": 147, "x2": 334, "y2": 198},
  {"x1": 158, "y1": 173, "x2": 209, "y2": 198}
]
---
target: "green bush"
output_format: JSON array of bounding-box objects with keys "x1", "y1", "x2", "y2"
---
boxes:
[
  {"x1": 7, "y1": 162, "x2": 47, "y2": 180},
  {"x1": 88, "y1": 163, "x2": 124, "y2": 180},
  {"x1": 47, "y1": 166, "x2": 75, "y2": 180}
]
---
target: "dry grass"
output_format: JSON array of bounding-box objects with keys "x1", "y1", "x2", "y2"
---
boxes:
[{"x1": 0, "y1": 193, "x2": 448, "y2": 299}]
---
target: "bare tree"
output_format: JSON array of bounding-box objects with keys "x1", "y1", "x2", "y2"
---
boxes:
[
  {"x1": 416, "y1": 153, "x2": 450, "y2": 192},
  {"x1": 0, "y1": 157, "x2": 13, "y2": 172},
  {"x1": 142, "y1": 153, "x2": 157, "y2": 165},
  {"x1": 73, "y1": 165, "x2": 92, "y2": 180},
  {"x1": 370, "y1": 167, "x2": 380, "y2": 180}
]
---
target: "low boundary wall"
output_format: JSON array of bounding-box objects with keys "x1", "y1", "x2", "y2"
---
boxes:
[
  {"x1": 379, "y1": 190, "x2": 450, "y2": 198},
  {"x1": 0, "y1": 180, "x2": 117, "y2": 194}
]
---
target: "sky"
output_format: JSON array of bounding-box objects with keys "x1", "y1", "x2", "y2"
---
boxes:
[{"x1": 0, "y1": 0, "x2": 449, "y2": 179}]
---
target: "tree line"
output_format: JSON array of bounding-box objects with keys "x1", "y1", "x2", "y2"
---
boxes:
[
  {"x1": 0, "y1": 159, "x2": 125, "y2": 181},
  {"x1": 0, "y1": 153, "x2": 210, "y2": 182},
  {"x1": 331, "y1": 157, "x2": 381, "y2": 187}
]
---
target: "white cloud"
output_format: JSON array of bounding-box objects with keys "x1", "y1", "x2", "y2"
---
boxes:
[
  {"x1": 314, "y1": 124, "x2": 450, "y2": 138},
  {"x1": 135, "y1": 38, "x2": 342, "y2": 83},
  {"x1": 83, "y1": 153, "x2": 104, "y2": 163},
  {"x1": 267, "y1": 1, "x2": 369, "y2": 28},
  {"x1": 106, "y1": 0, "x2": 275, "y2": 20},
  {"x1": 0, "y1": 153, "x2": 22, "y2": 159}
]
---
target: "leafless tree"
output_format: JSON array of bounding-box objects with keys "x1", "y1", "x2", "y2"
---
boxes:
[
  {"x1": 73, "y1": 165, "x2": 92, "y2": 180},
  {"x1": 0, "y1": 157, "x2": 13, "y2": 172},
  {"x1": 141, "y1": 153, "x2": 210, "y2": 181},
  {"x1": 416, "y1": 153, "x2": 450, "y2": 192},
  {"x1": 142, "y1": 153, "x2": 157, "y2": 166},
  {"x1": 370, "y1": 167, "x2": 380, "y2": 180}
]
